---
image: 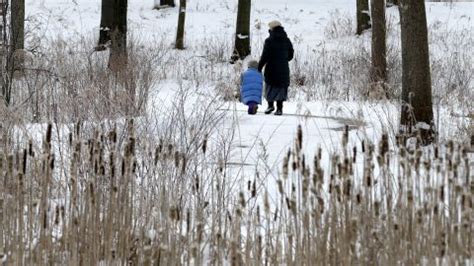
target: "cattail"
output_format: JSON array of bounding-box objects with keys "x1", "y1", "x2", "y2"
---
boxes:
[
  {"x1": 46, "y1": 123, "x2": 52, "y2": 146},
  {"x1": 202, "y1": 134, "x2": 208, "y2": 154},
  {"x1": 416, "y1": 209, "x2": 423, "y2": 224},
  {"x1": 439, "y1": 186, "x2": 444, "y2": 201},
  {"x1": 282, "y1": 151, "x2": 289, "y2": 179},
  {"x1": 400, "y1": 147, "x2": 406, "y2": 158},
  {"x1": 218, "y1": 158, "x2": 224, "y2": 173},
  {"x1": 132, "y1": 159, "x2": 137, "y2": 174},
  {"x1": 121, "y1": 158, "x2": 126, "y2": 177},
  {"x1": 75, "y1": 121, "x2": 81, "y2": 137},
  {"x1": 264, "y1": 191, "x2": 270, "y2": 216},
  {"x1": 54, "y1": 205, "x2": 60, "y2": 225},
  {"x1": 352, "y1": 146, "x2": 357, "y2": 163},
  {"x1": 167, "y1": 144, "x2": 174, "y2": 157},
  {"x1": 301, "y1": 154, "x2": 306, "y2": 173},
  {"x1": 447, "y1": 140, "x2": 454, "y2": 155},
  {"x1": 393, "y1": 223, "x2": 399, "y2": 231},
  {"x1": 22, "y1": 149, "x2": 27, "y2": 174},
  {"x1": 251, "y1": 179, "x2": 256, "y2": 198},
  {"x1": 317, "y1": 197, "x2": 324, "y2": 214},
  {"x1": 89, "y1": 182, "x2": 95, "y2": 205},
  {"x1": 28, "y1": 139, "x2": 34, "y2": 157},
  {"x1": 194, "y1": 175, "x2": 200, "y2": 192},
  {"x1": 277, "y1": 179, "x2": 284, "y2": 195},
  {"x1": 239, "y1": 192, "x2": 246, "y2": 208},
  {"x1": 290, "y1": 199, "x2": 297, "y2": 216},
  {"x1": 379, "y1": 133, "x2": 389, "y2": 156},
  {"x1": 297, "y1": 125, "x2": 303, "y2": 151},
  {"x1": 374, "y1": 201, "x2": 381, "y2": 216},
  {"x1": 342, "y1": 125, "x2": 349, "y2": 148},
  {"x1": 68, "y1": 132, "x2": 73, "y2": 147},
  {"x1": 49, "y1": 154, "x2": 55, "y2": 170},
  {"x1": 170, "y1": 206, "x2": 179, "y2": 221},
  {"x1": 407, "y1": 190, "x2": 414, "y2": 203},
  {"x1": 376, "y1": 155, "x2": 383, "y2": 166},
  {"x1": 343, "y1": 179, "x2": 351, "y2": 196},
  {"x1": 174, "y1": 151, "x2": 180, "y2": 168},
  {"x1": 365, "y1": 173, "x2": 372, "y2": 187},
  {"x1": 356, "y1": 193, "x2": 362, "y2": 204}
]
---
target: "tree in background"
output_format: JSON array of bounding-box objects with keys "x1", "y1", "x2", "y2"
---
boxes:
[
  {"x1": 0, "y1": 0, "x2": 8, "y2": 105},
  {"x1": 98, "y1": 0, "x2": 114, "y2": 49},
  {"x1": 370, "y1": 0, "x2": 387, "y2": 96},
  {"x1": 10, "y1": 0, "x2": 25, "y2": 68},
  {"x1": 175, "y1": 0, "x2": 186, "y2": 50},
  {"x1": 232, "y1": 0, "x2": 251, "y2": 62},
  {"x1": 387, "y1": 0, "x2": 399, "y2": 7},
  {"x1": 356, "y1": 0, "x2": 371, "y2": 35},
  {"x1": 108, "y1": 0, "x2": 128, "y2": 71},
  {"x1": 154, "y1": 0, "x2": 175, "y2": 9},
  {"x1": 399, "y1": 0, "x2": 435, "y2": 144}
]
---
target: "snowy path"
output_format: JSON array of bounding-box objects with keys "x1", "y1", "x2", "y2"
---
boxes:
[{"x1": 220, "y1": 101, "x2": 382, "y2": 176}]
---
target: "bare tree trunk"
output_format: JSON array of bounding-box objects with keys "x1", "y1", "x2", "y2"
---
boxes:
[
  {"x1": 10, "y1": 0, "x2": 25, "y2": 69},
  {"x1": 159, "y1": 0, "x2": 175, "y2": 8},
  {"x1": 356, "y1": 0, "x2": 371, "y2": 35},
  {"x1": 399, "y1": 0, "x2": 435, "y2": 144},
  {"x1": 175, "y1": 0, "x2": 186, "y2": 50},
  {"x1": 0, "y1": 0, "x2": 6, "y2": 105},
  {"x1": 370, "y1": 0, "x2": 387, "y2": 88},
  {"x1": 387, "y1": 0, "x2": 399, "y2": 7},
  {"x1": 232, "y1": 0, "x2": 251, "y2": 61},
  {"x1": 109, "y1": 0, "x2": 127, "y2": 71},
  {"x1": 98, "y1": 0, "x2": 114, "y2": 49}
]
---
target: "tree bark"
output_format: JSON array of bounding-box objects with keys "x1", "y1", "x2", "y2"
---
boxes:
[
  {"x1": 386, "y1": 0, "x2": 399, "y2": 7},
  {"x1": 175, "y1": 0, "x2": 186, "y2": 50},
  {"x1": 98, "y1": 0, "x2": 114, "y2": 47},
  {"x1": 10, "y1": 0, "x2": 25, "y2": 68},
  {"x1": 160, "y1": 0, "x2": 175, "y2": 7},
  {"x1": 399, "y1": 0, "x2": 435, "y2": 144},
  {"x1": 356, "y1": 0, "x2": 371, "y2": 35},
  {"x1": 233, "y1": 0, "x2": 251, "y2": 61},
  {"x1": 370, "y1": 0, "x2": 387, "y2": 85},
  {"x1": 0, "y1": 0, "x2": 7, "y2": 105},
  {"x1": 108, "y1": 0, "x2": 127, "y2": 71}
]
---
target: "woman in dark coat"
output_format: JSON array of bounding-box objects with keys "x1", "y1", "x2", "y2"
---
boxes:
[{"x1": 258, "y1": 21, "x2": 294, "y2": 116}]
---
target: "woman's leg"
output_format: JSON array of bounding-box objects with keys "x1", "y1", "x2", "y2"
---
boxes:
[
  {"x1": 276, "y1": 101, "x2": 283, "y2": 111},
  {"x1": 275, "y1": 101, "x2": 283, "y2": 115},
  {"x1": 264, "y1": 101, "x2": 275, "y2": 114}
]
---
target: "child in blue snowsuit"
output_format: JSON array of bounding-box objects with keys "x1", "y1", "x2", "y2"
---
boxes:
[{"x1": 240, "y1": 60, "x2": 263, "y2": 115}]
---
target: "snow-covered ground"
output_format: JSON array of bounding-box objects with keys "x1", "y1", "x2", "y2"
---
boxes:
[
  {"x1": 2, "y1": 0, "x2": 471, "y2": 264},
  {"x1": 21, "y1": 0, "x2": 473, "y2": 183}
]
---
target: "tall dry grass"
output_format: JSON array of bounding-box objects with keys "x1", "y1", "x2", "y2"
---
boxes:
[{"x1": 1, "y1": 120, "x2": 472, "y2": 264}]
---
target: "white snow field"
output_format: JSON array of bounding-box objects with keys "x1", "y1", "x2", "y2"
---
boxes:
[
  {"x1": 20, "y1": 0, "x2": 473, "y2": 225},
  {"x1": 2, "y1": 0, "x2": 472, "y2": 264},
  {"x1": 23, "y1": 0, "x2": 473, "y2": 162}
]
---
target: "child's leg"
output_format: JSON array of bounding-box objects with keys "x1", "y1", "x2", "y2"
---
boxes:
[{"x1": 248, "y1": 101, "x2": 258, "y2": 115}]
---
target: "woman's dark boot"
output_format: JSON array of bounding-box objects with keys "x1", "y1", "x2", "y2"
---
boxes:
[
  {"x1": 264, "y1": 101, "x2": 275, "y2": 114},
  {"x1": 274, "y1": 101, "x2": 283, "y2": 116}
]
